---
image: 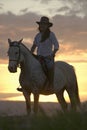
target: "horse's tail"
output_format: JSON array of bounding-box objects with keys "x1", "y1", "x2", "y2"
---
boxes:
[
  {"x1": 57, "y1": 61, "x2": 81, "y2": 105},
  {"x1": 72, "y1": 67, "x2": 81, "y2": 105},
  {"x1": 57, "y1": 61, "x2": 81, "y2": 111}
]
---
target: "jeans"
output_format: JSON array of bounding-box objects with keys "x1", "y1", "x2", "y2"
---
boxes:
[{"x1": 38, "y1": 55, "x2": 54, "y2": 87}]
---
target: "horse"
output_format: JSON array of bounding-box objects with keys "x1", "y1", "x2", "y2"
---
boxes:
[{"x1": 7, "y1": 38, "x2": 81, "y2": 114}]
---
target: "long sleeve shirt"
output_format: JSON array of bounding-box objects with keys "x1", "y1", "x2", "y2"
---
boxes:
[{"x1": 32, "y1": 31, "x2": 59, "y2": 57}]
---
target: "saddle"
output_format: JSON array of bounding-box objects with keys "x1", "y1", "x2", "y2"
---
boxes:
[{"x1": 32, "y1": 54, "x2": 48, "y2": 76}]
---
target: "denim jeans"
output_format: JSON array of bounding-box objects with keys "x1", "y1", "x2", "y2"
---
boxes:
[{"x1": 38, "y1": 55, "x2": 54, "y2": 86}]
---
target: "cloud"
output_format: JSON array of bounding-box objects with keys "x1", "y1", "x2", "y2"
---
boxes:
[
  {"x1": 58, "y1": 6, "x2": 70, "y2": 12},
  {"x1": 40, "y1": 0, "x2": 53, "y2": 4},
  {"x1": 0, "y1": 3, "x2": 3, "y2": 10},
  {"x1": 0, "y1": 93, "x2": 21, "y2": 100},
  {"x1": 20, "y1": 8, "x2": 29, "y2": 13},
  {"x1": 0, "y1": 0, "x2": 87, "y2": 18},
  {"x1": 41, "y1": 0, "x2": 87, "y2": 18},
  {"x1": 0, "y1": 6, "x2": 87, "y2": 63},
  {"x1": 0, "y1": 12, "x2": 40, "y2": 62},
  {"x1": 65, "y1": 0, "x2": 87, "y2": 17},
  {"x1": 0, "y1": 7, "x2": 2, "y2": 10},
  {"x1": 0, "y1": 3, "x2": 4, "y2": 6},
  {"x1": 53, "y1": 15, "x2": 87, "y2": 51}
]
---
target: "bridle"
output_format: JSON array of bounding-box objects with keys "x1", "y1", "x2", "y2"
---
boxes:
[{"x1": 9, "y1": 43, "x2": 21, "y2": 66}]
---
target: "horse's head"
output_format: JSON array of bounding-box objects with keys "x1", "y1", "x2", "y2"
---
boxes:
[{"x1": 8, "y1": 38, "x2": 23, "y2": 73}]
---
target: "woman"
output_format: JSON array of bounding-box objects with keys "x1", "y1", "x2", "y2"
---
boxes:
[
  {"x1": 17, "y1": 16, "x2": 59, "y2": 91},
  {"x1": 31, "y1": 16, "x2": 59, "y2": 90}
]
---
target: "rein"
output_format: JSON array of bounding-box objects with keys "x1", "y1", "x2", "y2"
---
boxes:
[{"x1": 9, "y1": 42, "x2": 39, "y2": 68}]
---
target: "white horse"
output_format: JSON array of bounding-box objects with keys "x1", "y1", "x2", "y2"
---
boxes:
[{"x1": 8, "y1": 39, "x2": 81, "y2": 114}]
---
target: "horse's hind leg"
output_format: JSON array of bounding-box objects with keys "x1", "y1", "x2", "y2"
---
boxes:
[
  {"x1": 67, "y1": 88, "x2": 81, "y2": 111},
  {"x1": 56, "y1": 89, "x2": 68, "y2": 112},
  {"x1": 67, "y1": 91, "x2": 77, "y2": 111}
]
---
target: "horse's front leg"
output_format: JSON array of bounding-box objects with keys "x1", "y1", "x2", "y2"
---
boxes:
[
  {"x1": 33, "y1": 93, "x2": 39, "y2": 114},
  {"x1": 23, "y1": 90, "x2": 31, "y2": 114}
]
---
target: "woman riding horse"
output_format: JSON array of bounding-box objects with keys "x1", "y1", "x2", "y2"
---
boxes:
[
  {"x1": 8, "y1": 38, "x2": 81, "y2": 113},
  {"x1": 17, "y1": 16, "x2": 59, "y2": 91}
]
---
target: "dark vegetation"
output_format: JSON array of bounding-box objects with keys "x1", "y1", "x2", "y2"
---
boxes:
[{"x1": 0, "y1": 102, "x2": 87, "y2": 130}]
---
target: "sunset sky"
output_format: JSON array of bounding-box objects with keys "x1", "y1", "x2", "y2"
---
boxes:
[{"x1": 0, "y1": 0, "x2": 87, "y2": 102}]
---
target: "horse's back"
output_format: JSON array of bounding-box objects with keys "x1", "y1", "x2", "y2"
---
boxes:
[
  {"x1": 55, "y1": 61, "x2": 73, "y2": 69},
  {"x1": 55, "y1": 61, "x2": 74, "y2": 75}
]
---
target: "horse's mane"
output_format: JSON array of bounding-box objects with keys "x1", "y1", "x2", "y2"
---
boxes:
[
  {"x1": 21, "y1": 42, "x2": 38, "y2": 60},
  {"x1": 21, "y1": 42, "x2": 31, "y2": 52}
]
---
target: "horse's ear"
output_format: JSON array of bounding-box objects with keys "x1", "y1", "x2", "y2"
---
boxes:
[
  {"x1": 8, "y1": 38, "x2": 11, "y2": 43},
  {"x1": 18, "y1": 38, "x2": 23, "y2": 43},
  {"x1": 8, "y1": 38, "x2": 12, "y2": 46}
]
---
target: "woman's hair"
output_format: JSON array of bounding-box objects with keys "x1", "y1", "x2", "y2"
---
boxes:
[{"x1": 38, "y1": 27, "x2": 50, "y2": 42}]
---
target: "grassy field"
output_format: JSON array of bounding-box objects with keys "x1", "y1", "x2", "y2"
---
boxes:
[
  {"x1": 0, "y1": 106, "x2": 87, "y2": 130},
  {"x1": 0, "y1": 101, "x2": 87, "y2": 130}
]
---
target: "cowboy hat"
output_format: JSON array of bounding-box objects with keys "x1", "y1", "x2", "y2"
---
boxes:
[{"x1": 36, "y1": 16, "x2": 53, "y2": 27}]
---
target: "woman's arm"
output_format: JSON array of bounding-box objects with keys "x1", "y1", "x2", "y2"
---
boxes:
[{"x1": 31, "y1": 44, "x2": 37, "y2": 53}]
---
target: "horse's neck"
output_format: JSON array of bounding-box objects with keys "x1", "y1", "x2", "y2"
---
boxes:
[
  {"x1": 19, "y1": 44, "x2": 46, "y2": 89},
  {"x1": 20, "y1": 44, "x2": 41, "y2": 75}
]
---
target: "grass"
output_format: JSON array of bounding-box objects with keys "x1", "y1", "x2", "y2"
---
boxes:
[
  {"x1": 0, "y1": 110, "x2": 87, "y2": 130},
  {"x1": 0, "y1": 101, "x2": 87, "y2": 130}
]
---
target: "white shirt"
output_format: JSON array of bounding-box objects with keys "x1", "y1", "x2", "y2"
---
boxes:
[{"x1": 33, "y1": 31, "x2": 59, "y2": 57}]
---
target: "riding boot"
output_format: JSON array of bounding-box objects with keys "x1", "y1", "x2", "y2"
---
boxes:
[
  {"x1": 17, "y1": 87, "x2": 23, "y2": 92},
  {"x1": 47, "y1": 67, "x2": 54, "y2": 90}
]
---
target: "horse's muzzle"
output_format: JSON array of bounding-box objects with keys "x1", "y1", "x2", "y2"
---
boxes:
[{"x1": 8, "y1": 65, "x2": 17, "y2": 73}]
